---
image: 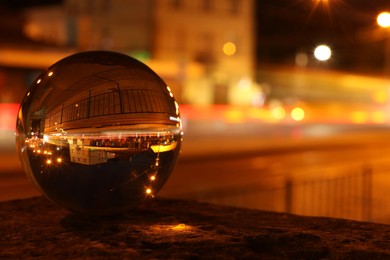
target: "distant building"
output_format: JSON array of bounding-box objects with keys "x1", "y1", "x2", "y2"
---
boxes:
[{"x1": 21, "y1": 0, "x2": 260, "y2": 106}]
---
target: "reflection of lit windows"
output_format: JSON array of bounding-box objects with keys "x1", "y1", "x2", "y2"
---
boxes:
[
  {"x1": 201, "y1": 0, "x2": 213, "y2": 12},
  {"x1": 228, "y1": 0, "x2": 240, "y2": 15},
  {"x1": 170, "y1": 0, "x2": 182, "y2": 9}
]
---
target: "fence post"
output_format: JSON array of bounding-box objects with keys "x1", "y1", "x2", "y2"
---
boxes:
[
  {"x1": 285, "y1": 178, "x2": 293, "y2": 214},
  {"x1": 362, "y1": 165, "x2": 372, "y2": 222}
]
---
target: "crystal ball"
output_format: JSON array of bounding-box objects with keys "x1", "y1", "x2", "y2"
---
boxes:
[{"x1": 15, "y1": 51, "x2": 182, "y2": 215}]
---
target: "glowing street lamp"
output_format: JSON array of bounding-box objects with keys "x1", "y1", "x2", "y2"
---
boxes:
[
  {"x1": 377, "y1": 12, "x2": 390, "y2": 74},
  {"x1": 377, "y1": 12, "x2": 390, "y2": 28},
  {"x1": 314, "y1": 44, "x2": 332, "y2": 61}
]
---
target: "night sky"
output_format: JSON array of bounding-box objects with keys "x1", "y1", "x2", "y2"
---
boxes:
[
  {"x1": 257, "y1": 0, "x2": 390, "y2": 72},
  {"x1": 2, "y1": 0, "x2": 390, "y2": 72}
]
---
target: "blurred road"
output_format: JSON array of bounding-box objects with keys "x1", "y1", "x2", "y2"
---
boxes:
[{"x1": 3, "y1": 109, "x2": 390, "y2": 224}]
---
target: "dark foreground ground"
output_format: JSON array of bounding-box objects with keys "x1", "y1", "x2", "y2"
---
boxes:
[{"x1": 1, "y1": 197, "x2": 390, "y2": 259}]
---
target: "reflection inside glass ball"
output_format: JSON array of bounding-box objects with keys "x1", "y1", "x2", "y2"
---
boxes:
[{"x1": 15, "y1": 51, "x2": 182, "y2": 215}]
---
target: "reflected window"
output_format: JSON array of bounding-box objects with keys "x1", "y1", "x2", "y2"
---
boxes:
[
  {"x1": 101, "y1": 0, "x2": 111, "y2": 12},
  {"x1": 228, "y1": 0, "x2": 240, "y2": 15},
  {"x1": 170, "y1": 0, "x2": 183, "y2": 9},
  {"x1": 201, "y1": 0, "x2": 213, "y2": 12}
]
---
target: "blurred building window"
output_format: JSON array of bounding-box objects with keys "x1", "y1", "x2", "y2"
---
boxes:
[
  {"x1": 170, "y1": 0, "x2": 183, "y2": 10},
  {"x1": 174, "y1": 29, "x2": 187, "y2": 53},
  {"x1": 195, "y1": 32, "x2": 215, "y2": 64},
  {"x1": 228, "y1": 0, "x2": 240, "y2": 15},
  {"x1": 201, "y1": 0, "x2": 213, "y2": 12},
  {"x1": 101, "y1": 0, "x2": 111, "y2": 12},
  {"x1": 87, "y1": 0, "x2": 95, "y2": 13}
]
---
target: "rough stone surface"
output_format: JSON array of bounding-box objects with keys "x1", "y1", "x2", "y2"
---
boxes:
[{"x1": 1, "y1": 196, "x2": 390, "y2": 259}]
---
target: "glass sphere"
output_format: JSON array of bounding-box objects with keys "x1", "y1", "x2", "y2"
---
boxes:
[{"x1": 15, "y1": 51, "x2": 182, "y2": 215}]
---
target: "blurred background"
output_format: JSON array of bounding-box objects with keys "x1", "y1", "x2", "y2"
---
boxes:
[{"x1": 3, "y1": 0, "x2": 390, "y2": 224}]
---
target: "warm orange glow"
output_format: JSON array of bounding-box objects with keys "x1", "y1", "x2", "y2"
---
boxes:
[
  {"x1": 150, "y1": 175, "x2": 156, "y2": 181},
  {"x1": 372, "y1": 90, "x2": 388, "y2": 104},
  {"x1": 150, "y1": 223, "x2": 193, "y2": 233},
  {"x1": 146, "y1": 188, "x2": 152, "y2": 195},
  {"x1": 271, "y1": 106, "x2": 286, "y2": 120},
  {"x1": 224, "y1": 109, "x2": 244, "y2": 123},
  {"x1": 150, "y1": 142, "x2": 177, "y2": 153},
  {"x1": 172, "y1": 223, "x2": 190, "y2": 231},
  {"x1": 291, "y1": 107, "x2": 305, "y2": 121},
  {"x1": 371, "y1": 111, "x2": 387, "y2": 124},
  {"x1": 223, "y1": 41, "x2": 237, "y2": 56},
  {"x1": 0, "y1": 48, "x2": 73, "y2": 68},
  {"x1": 350, "y1": 111, "x2": 368, "y2": 124},
  {"x1": 56, "y1": 157, "x2": 62, "y2": 163},
  {"x1": 0, "y1": 103, "x2": 19, "y2": 131},
  {"x1": 46, "y1": 159, "x2": 52, "y2": 165}
]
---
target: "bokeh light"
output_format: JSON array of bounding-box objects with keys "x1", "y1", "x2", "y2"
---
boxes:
[
  {"x1": 314, "y1": 45, "x2": 332, "y2": 61},
  {"x1": 223, "y1": 41, "x2": 237, "y2": 56},
  {"x1": 377, "y1": 12, "x2": 390, "y2": 28}
]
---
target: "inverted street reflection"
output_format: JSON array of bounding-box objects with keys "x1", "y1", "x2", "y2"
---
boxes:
[{"x1": 15, "y1": 51, "x2": 182, "y2": 215}]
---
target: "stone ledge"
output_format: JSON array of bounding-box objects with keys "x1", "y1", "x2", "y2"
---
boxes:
[{"x1": 1, "y1": 196, "x2": 390, "y2": 259}]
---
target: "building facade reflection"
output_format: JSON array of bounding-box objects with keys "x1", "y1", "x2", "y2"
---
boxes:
[{"x1": 16, "y1": 51, "x2": 182, "y2": 215}]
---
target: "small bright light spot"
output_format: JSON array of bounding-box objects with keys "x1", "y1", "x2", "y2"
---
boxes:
[
  {"x1": 37, "y1": 149, "x2": 41, "y2": 153},
  {"x1": 372, "y1": 111, "x2": 386, "y2": 124},
  {"x1": 48, "y1": 71, "x2": 54, "y2": 77},
  {"x1": 351, "y1": 111, "x2": 368, "y2": 124},
  {"x1": 37, "y1": 79, "x2": 41, "y2": 84},
  {"x1": 271, "y1": 106, "x2": 286, "y2": 120},
  {"x1": 150, "y1": 175, "x2": 156, "y2": 181},
  {"x1": 291, "y1": 107, "x2": 305, "y2": 121},
  {"x1": 237, "y1": 77, "x2": 251, "y2": 90},
  {"x1": 378, "y1": 12, "x2": 390, "y2": 28},
  {"x1": 57, "y1": 157, "x2": 62, "y2": 163},
  {"x1": 27, "y1": 92, "x2": 31, "y2": 96},
  {"x1": 224, "y1": 109, "x2": 244, "y2": 123},
  {"x1": 75, "y1": 103, "x2": 79, "y2": 107},
  {"x1": 46, "y1": 159, "x2": 52, "y2": 165},
  {"x1": 314, "y1": 45, "x2": 331, "y2": 61},
  {"x1": 373, "y1": 90, "x2": 388, "y2": 104},
  {"x1": 223, "y1": 41, "x2": 237, "y2": 56},
  {"x1": 172, "y1": 223, "x2": 190, "y2": 231},
  {"x1": 146, "y1": 188, "x2": 152, "y2": 195}
]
